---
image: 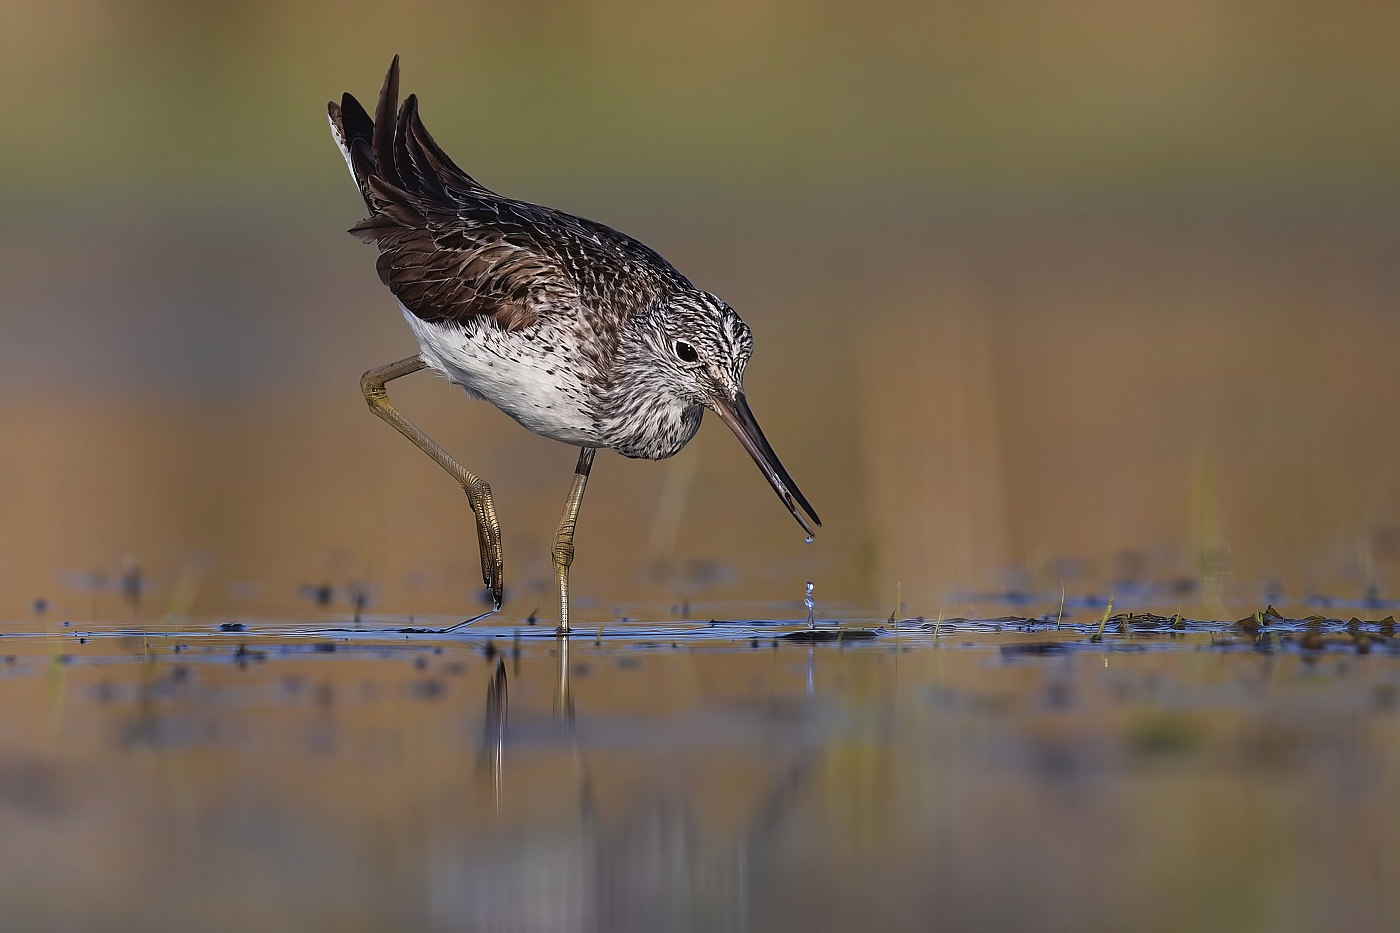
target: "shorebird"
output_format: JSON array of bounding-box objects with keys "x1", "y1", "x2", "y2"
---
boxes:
[{"x1": 328, "y1": 57, "x2": 819, "y2": 633}]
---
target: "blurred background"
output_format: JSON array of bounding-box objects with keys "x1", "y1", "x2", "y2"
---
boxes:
[{"x1": 3, "y1": 0, "x2": 1399, "y2": 623}]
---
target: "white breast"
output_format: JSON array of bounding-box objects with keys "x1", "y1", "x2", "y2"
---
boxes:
[{"x1": 400, "y1": 303, "x2": 604, "y2": 447}]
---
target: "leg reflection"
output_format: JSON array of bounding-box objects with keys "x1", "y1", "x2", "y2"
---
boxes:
[
  {"x1": 554, "y1": 633, "x2": 575, "y2": 731},
  {"x1": 481, "y1": 656, "x2": 508, "y2": 813},
  {"x1": 552, "y1": 634, "x2": 594, "y2": 821}
]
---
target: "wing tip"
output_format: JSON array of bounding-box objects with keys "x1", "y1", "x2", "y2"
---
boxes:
[{"x1": 373, "y1": 55, "x2": 403, "y2": 189}]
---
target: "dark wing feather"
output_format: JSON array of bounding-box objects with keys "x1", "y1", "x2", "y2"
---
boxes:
[
  {"x1": 405, "y1": 97, "x2": 482, "y2": 191},
  {"x1": 372, "y1": 55, "x2": 402, "y2": 190},
  {"x1": 328, "y1": 94, "x2": 375, "y2": 208},
  {"x1": 352, "y1": 182, "x2": 575, "y2": 332},
  {"x1": 340, "y1": 92, "x2": 374, "y2": 144},
  {"x1": 398, "y1": 95, "x2": 449, "y2": 202},
  {"x1": 333, "y1": 57, "x2": 688, "y2": 334}
]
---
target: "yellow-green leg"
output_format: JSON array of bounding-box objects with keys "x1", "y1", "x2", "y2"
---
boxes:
[
  {"x1": 552, "y1": 447, "x2": 597, "y2": 635},
  {"x1": 361, "y1": 355, "x2": 504, "y2": 609}
]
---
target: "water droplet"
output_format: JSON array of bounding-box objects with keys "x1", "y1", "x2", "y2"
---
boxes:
[{"x1": 804, "y1": 535, "x2": 813, "y2": 544}]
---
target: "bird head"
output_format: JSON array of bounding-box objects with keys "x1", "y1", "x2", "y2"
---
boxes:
[
  {"x1": 651, "y1": 291, "x2": 751, "y2": 408},
  {"x1": 641, "y1": 290, "x2": 821, "y2": 537}
]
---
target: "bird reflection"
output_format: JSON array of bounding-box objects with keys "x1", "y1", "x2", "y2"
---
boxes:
[
  {"x1": 480, "y1": 656, "x2": 507, "y2": 812},
  {"x1": 453, "y1": 641, "x2": 826, "y2": 931},
  {"x1": 477, "y1": 636, "x2": 589, "y2": 817}
]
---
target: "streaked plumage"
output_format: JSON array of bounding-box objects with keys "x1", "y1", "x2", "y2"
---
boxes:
[{"x1": 329, "y1": 56, "x2": 818, "y2": 543}]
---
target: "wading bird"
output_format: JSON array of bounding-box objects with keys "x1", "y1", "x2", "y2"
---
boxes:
[{"x1": 329, "y1": 57, "x2": 819, "y2": 633}]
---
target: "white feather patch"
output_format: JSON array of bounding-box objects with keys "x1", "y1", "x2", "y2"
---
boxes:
[
  {"x1": 399, "y1": 301, "x2": 604, "y2": 447},
  {"x1": 327, "y1": 111, "x2": 359, "y2": 194}
]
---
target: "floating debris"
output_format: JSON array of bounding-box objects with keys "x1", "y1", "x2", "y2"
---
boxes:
[{"x1": 782, "y1": 629, "x2": 878, "y2": 643}]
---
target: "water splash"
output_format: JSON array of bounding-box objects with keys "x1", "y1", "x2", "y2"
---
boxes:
[{"x1": 804, "y1": 581, "x2": 815, "y2": 629}]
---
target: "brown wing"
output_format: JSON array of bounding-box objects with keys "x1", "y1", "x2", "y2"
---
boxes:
[
  {"x1": 330, "y1": 57, "x2": 686, "y2": 333},
  {"x1": 349, "y1": 182, "x2": 576, "y2": 332}
]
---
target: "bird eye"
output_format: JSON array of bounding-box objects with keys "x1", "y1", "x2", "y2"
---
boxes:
[{"x1": 673, "y1": 340, "x2": 699, "y2": 364}]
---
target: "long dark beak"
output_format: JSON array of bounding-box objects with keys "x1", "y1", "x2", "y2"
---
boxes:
[{"x1": 713, "y1": 391, "x2": 821, "y2": 537}]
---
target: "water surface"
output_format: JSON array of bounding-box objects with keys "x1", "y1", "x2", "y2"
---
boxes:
[{"x1": 1, "y1": 614, "x2": 1397, "y2": 931}]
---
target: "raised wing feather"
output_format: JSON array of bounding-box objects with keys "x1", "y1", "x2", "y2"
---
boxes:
[{"x1": 329, "y1": 57, "x2": 688, "y2": 334}]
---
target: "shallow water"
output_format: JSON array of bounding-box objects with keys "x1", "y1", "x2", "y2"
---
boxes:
[{"x1": 1, "y1": 612, "x2": 1397, "y2": 931}]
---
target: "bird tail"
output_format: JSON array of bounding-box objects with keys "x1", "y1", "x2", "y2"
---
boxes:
[{"x1": 327, "y1": 55, "x2": 487, "y2": 215}]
